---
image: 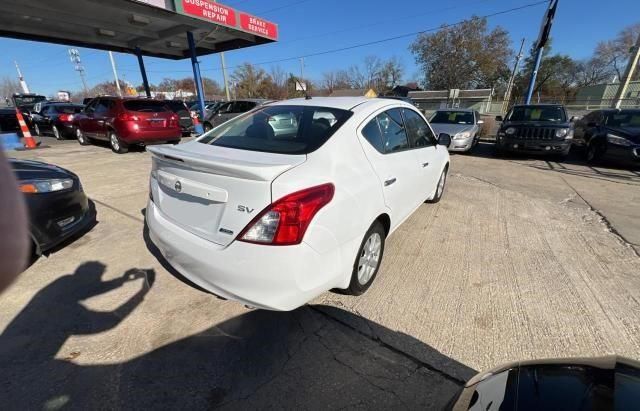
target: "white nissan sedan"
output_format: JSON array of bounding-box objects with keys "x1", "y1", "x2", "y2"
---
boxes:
[{"x1": 146, "y1": 97, "x2": 450, "y2": 311}]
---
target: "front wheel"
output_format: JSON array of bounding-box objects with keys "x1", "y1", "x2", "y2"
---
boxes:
[
  {"x1": 586, "y1": 141, "x2": 604, "y2": 163},
  {"x1": 345, "y1": 221, "x2": 386, "y2": 296},
  {"x1": 427, "y1": 166, "x2": 448, "y2": 204},
  {"x1": 76, "y1": 127, "x2": 90, "y2": 146},
  {"x1": 109, "y1": 131, "x2": 128, "y2": 154}
]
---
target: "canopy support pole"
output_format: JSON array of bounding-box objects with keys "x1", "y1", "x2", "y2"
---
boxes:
[
  {"x1": 135, "y1": 47, "x2": 151, "y2": 98},
  {"x1": 187, "y1": 31, "x2": 205, "y2": 134}
]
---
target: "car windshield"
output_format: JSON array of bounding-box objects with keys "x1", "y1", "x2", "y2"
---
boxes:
[
  {"x1": 13, "y1": 95, "x2": 47, "y2": 107},
  {"x1": 606, "y1": 112, "x2": 640, "y2": 128},
  {"x1": 123, "y1": 100, "x2": 169, "y2": 113},
  {"x1": 54, "y1": 105, "x2": 83, "y2": 114},
  {"x1": 430, "y1": 111, "x2": 474, "y2": 125},
  {"x1": 198, "y1": 105, "x2": 353, "y2": 154},
  {"x1": 507, "y1": 106, "x2": 566, "y2": 122}
]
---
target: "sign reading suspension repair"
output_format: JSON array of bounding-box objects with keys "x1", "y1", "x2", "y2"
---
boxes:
[{"x1": 176, "y1": 0, "x2": 278, "y2": 40}]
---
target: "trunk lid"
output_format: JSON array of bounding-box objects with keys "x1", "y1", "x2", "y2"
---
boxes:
[{"x1": 148, "y1": 142, "x2": 306, "y2": 246}]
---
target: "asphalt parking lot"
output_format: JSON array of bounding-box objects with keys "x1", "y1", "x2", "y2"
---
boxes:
[{"x1": 2, "y1": 138, "x2": 640, "y2": 409}]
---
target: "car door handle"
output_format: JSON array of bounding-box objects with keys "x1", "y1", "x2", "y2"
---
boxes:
[
  {"x1": 422, "y1": 162, "x2": 430, "y2": 168},
  {"x1": 97, "y1": 120, "x2": 105, "y2": 124},
  {"x1": 384, "y1": 178, "x2": 397, "y2": 186}
]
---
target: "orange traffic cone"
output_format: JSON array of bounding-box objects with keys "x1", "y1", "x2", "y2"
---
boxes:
[{"x1": 15, "y1": 108, "x2": 37, "y2": 149}]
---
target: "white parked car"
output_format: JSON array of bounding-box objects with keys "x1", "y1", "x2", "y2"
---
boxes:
[{"x1": 146, "y1": 97, "x2": 451, "y2": 311}]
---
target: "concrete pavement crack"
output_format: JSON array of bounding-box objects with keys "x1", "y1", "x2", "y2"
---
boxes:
[{"x1": 559, "y1": 177, "x2": 640, "y2": 258}]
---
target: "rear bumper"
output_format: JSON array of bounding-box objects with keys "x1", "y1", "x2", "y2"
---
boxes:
[
  {"x1": 497, "y1": 136, "x2": 571, "y2": 155},
  {"x1": 146, "y1": 201, "x2": 343, "y2": 311},
  {"x1": 117, "y1": 123, "x2": 182, "y2": 143}
]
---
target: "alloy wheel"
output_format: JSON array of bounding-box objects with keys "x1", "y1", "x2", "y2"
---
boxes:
[
  {"x1": 357, "y1": 232, "x2": 382, "y2": 285},
  {"x1": 53, "y1": 126, "x2": 61, "y2": 140},
  {"x1": 76, "y1": 128, "x2": 85, "y2": 144},
  {"x1": 34, "y1": 124, "x2": 40, "y2": 136},
  {"x1": 110, "y1": 133, "x2": 120, "y2": 151}
]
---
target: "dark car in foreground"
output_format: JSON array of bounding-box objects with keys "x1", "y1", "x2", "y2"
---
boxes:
[
  {"x1": 573, "y1": 109, "x2": 640, "y2": 166},
  {"x1": 31, "y1": 103, "x2": 84, "y2": 140},
  {"x1": 0, "y1": 107, "x2": 20, "y2": 135},
  {"x1": 11, "y1": 158, "x2": 95, "y2": 257},
  {"x1": 495, "y1": 104, "x2": 574, "y2": 158},
  {"x1": 74, "y1": 97, "x2": 182, "y2": 154},
  {"x1": 448, "y1": 356, "x2": 640, "y2": 410}
]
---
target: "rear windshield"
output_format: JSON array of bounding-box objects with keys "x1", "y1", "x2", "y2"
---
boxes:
[
  {"x1": 430, "y1": 111, "x2": 474, "y2": 125},
  {"x1": 507, "y1": 106, "x2": 566, "y2": 122},
  {"x1": 54, "y1": 105, "x2": 83, "y2": 114},
  {"x1": 198, "y1": 105, "x2": 353, "y2": 155},
  {"x1": 606, "y1": 112, "x2": 640, "y2": 128},
  {"x1": 123, "y1": 100, "x2": 169, "y2": 113}
]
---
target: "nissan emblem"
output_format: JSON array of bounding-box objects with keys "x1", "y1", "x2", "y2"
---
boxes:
[{"x1": 174, "y1": 181, "x2": 182, "y2": 192}]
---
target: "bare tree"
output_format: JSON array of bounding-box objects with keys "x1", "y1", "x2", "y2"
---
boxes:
[
  {"x1": 321, "y1": 71, "x2": 337, "y2": 93},
  {"x1": 362, "y1": 56, "x2": 382, "y2": 89},
  {"x1": 594, "y1": 23, "x2": 640, "y2": 81},
  {"x1": 269, "y1": 65, "x2": 288, "y2": 99},
  {"x1": 378, "y1": 57, "x2": 404, "y2": 92},
  {"x1": 1, "y1": 77, "x2": 21, "y2": 103}
]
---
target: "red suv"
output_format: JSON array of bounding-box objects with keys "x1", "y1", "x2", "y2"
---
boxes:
[{"x1": 74, "y1": 97, "x2": 181, "y2": 153}]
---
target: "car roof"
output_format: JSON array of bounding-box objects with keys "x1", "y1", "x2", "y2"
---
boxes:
[
  {"x1": 269, "y1": 97, "x2": 384, "y2": 111},
  {"x1": 434, "y1": 108, "x2": 475, "y2": 112},
  {"x1": 512, "y1": 104, "x2": 565, "y2": 108}
]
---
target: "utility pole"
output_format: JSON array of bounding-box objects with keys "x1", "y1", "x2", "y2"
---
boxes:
[
  {"x1": 612, "y1": 32, "x2": 640, "y2": 109},
  {"x1": 68, "y1": 49, "x2": 89, "y2": 94},
  {"x1": 108, "y1": 51, "x2": 122, "y2": 97},
  {"x1": 502, "y1": 38, "x2": 525, "y2": 113},
  {"x1": 525, "y1": 0, "x2": 558, "y2": 105},
  {"x1": 14, "y1": 61, "x2": 30, "y2": 94},
  {"x1": 220, "y1": 53, "x2": 231, "y2": 101},
  {"x1": 300, "y1": 57, "x2": 305, "y2": 88}
]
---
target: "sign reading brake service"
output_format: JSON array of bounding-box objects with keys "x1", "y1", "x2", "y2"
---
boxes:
[{"x1": 178, "y1": 0, "x2": 278, "y2": 40}]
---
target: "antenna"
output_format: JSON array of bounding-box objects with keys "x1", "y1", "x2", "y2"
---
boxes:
[
  {"x1": 68, "y1": 49, "x2": 89, "y2": 93},
  {"x1": 14, "y1": 61, "x2": 30, "y2": 93}
]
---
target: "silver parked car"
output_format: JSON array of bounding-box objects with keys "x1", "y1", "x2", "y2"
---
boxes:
[{"x1": 429, "y1": 109, "x2": 484, "y2": 152}]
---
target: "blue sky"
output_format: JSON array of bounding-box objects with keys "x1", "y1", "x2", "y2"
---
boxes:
[{"x1": 2, "y1": 0, "x2": 639, "y2": 96}]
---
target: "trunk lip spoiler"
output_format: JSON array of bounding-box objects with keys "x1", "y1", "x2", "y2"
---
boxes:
[{"x1": 148, "y1": 145, "x2": 306, "y2": 182}]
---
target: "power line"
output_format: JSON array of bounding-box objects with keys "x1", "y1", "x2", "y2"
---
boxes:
[
  {"x1": 118, "y1": 0, "x2": 548, "y2": 76},
  {"x1": 255, "y1": 0, "x2": 313, "y2": 15}
]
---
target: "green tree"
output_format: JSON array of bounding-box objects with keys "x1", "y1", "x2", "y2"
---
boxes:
[{"x1": 410, "y1": 17, "x2": 512, "y2": 90}]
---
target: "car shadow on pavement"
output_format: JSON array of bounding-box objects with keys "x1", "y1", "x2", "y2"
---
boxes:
[{"x1": 0, "y1": 260, "x2": 475, "y2": 410}]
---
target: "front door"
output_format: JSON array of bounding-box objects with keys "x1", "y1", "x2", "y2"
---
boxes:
[
  {"x1": 78, "y1": 99, "x2": 99, "y2": 137},
  {"x1": 402, "y1": 108, "x2": 443, "y2": 194}
]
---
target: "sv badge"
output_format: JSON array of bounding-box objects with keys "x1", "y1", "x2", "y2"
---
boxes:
[{"x1": 237, "y1": 205, "x2": 255, "y2": 214}]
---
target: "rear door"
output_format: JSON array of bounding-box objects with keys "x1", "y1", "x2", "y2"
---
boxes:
[
  {"x1": 359, "y1": 108, "x2": 423, "y2": 224},
  {"x1": 402, "y1": 108, "x2": 442, "y2": 190}
]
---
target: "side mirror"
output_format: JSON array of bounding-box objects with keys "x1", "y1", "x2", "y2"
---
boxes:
[
  {"x1": 495, "y1": 115, "x2": 503, "y2": 122},
  {"x1": 477, "y1": 120, "x2": 485, "y2": 125},
  {"x1": 438, "y1": 133, "x2": 452, "y2": 148},
  {"x1": 570, "y1": 116, "x2": 579, "y2": 122}
]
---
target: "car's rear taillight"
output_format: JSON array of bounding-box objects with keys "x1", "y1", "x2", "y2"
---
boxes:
[
  {"x1": 169, "y1": 115, "x2": 178, "y2": 127},
  {"x1": 117, "y1": 112, "x2": 140, "y2": 121},
  {"x1": 238, "y1": 183, "x2": 335, "y2": 246},
  {"x1": 58, "y1": 114, "x2": 74, "y2": 122}
]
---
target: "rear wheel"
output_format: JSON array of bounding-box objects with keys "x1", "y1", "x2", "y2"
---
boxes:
[
  {"x1": 109, "y1": 131, "x2": 128, "y2": 154},
  {"x1": 52, "y1": 125, "x2": 62, "y2": 140},
  {"x1": 34, "y1": 124, "x2": 41, "y2": 136},
  {"x1": 76, "y1": 127, "x2": 90, "y2": 146},
  {"x1": 427, "y1": 166, "x2": 448, "y2": 204},
  {"x1": 346, "y1": 221, "x2": 386, "y2": 296}
]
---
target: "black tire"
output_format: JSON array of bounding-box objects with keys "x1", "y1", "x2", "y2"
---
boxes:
[
  {"x1": 76, "y1": 127, "x2": 90, "y2": 146},
  {"x1": 34, "y1": 124, "x2": 41, "y2": 136},
  {"x1": 346, "y1": 221, "x2": 386, "y2": 296},
  {"x1": 427, "y1": 166, "x2": 448, "y2": 204},
  {"x1": 586, "y1": 140, "x2": 604, "y2": 164},
  {"x1": 109, "y1": 131, "x2": 128, "y2": 154},
  {"x1": 52, "y1": 125, "x2": 62, "y2": 140}
]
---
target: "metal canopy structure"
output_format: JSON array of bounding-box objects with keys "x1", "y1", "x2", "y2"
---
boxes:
[
  {"x1": 0, "y1": 0, "x2": 278, "y2": 59},
  {"x1": 0, "y1": 0, "x2": 278, "y2": 132}
]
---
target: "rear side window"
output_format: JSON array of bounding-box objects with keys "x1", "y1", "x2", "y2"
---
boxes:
[
  {"x1": 378, "y1": 109, "x2": 409, "y2": 153},
  {"x1": 198, "y1": 105, "x2": 352, "y2": 155},
  {"x1": 123, "y1": 100, "x2": 169, "y2": 113}
]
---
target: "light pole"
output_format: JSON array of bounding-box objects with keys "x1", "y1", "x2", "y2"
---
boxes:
[
  {"x1": 68, "y1": 49, "x2": 89, "y2": 94},
  {"x1": 612, "y1": 32, "x2": 640, "y2": 109}
]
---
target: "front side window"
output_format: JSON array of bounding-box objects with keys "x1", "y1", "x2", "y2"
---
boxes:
[
  {"x1": 403, "y1": 109, "x2": 435, "y2": 148},
  {"x1": 198, "y1": 105, "x2": 352, "y2": 155},
  {"x1": 606, "y1": 111, "x2": 640, "y2": 128}
]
